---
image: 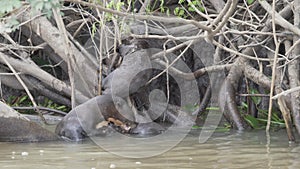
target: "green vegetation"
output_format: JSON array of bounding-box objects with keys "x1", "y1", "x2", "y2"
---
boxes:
[
  {"x1": 7, "y1": 95, "x2": 69, "y2": 114},
  {"x1": 174, "y1": 0, "x2": 205, "y2": 18},
  {"x1": 247, "y1": 0, "x2": 255, "y2": 5},
  {"x1": 240, "y1": 88, "x2": 285, "y2": 130},
  {"x1": 0, "y1": 0, "x2": 21, "y2": 14},
  {"x1": 28, "y1": 0, "x2": 61, "y2": 17},
  {"x1": 0, "y1": 0, "x2": 60, "y2": 33}
]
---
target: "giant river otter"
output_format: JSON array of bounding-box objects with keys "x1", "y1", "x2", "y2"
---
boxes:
[
  {"x1": 55, "y1": 95, "x2": 134, "y2": 141},
  {"x1": 55, "y1": 95, "x2": 165, "y2": 141}
]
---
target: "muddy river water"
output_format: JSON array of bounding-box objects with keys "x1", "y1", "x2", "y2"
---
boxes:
[{"x1": 0, "y1": 129, "x2": 299, "y2": 169}]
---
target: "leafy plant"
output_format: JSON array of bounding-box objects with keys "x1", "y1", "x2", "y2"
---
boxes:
[
  {"x1": 39, "y1": 97, "x2": 69, "y2": 112},
  {"x1": 174, "y1": 7, "x2": 185, "y2": 18},
  {"x1": 244, "y1": 114, "x2": 262, "y2": 129},
  {"x1": 174, "y1": 0, "x2": 205, "y2": 18},
  {"x1": 0, "y1": 0, "x2": 62, "y2": 33},
  {"x1": 7, "y1": 95, "x2": 69, "y2": 113},
  {"x1": 249, "y1": 88, "x2": 261, "y2": 105},
  {"x1": 159, "y1": 0, "x2": 169, "y2": 14},
  {"x1": 28, "y1": 0, "x2": 61, "y2": 17},
  {"x1": 0, "y1": 0, "x2": 21, "y2": 14},
  {"x1": 240, "y1": 87, "x2": 285, "y2": 129},
  {"x1": 0, "y1": 16, "x2": 20, "y2": 33},
  {"x1": 187, "y1": 0, "x2": 204, "y2": 13},
  {"x1": 258, "y1": 109, "x2": 285, "y2": 127},
  {"x1": 105, "y1": 0, "x2": 124, "y2": 21},
  {"x1": 247, "y1": 0, "x2": 255, "y2": 5},
  {"x1": 0, "y1": 0, "x2": 21, "y2": 33}
]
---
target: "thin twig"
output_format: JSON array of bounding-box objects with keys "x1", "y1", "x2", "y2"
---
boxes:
[
  {"x1": 238, "y1": 93, "x2": 270, "y2": 97},
  {"x1": 272, "y1": 86, "x2": 300, "y2": 99},
  {"x1": 12, "y1": 106, "x2": 67, "y2": 115},
  {"x1": 96, "y1": 8, "x2": 105, "y2": 95},
  {"x1": 266, "y1": 0, "x2": 279, "y2": 133},
  {"x1": 147, "y1": 40, "x2": 194, "y2": 84}
]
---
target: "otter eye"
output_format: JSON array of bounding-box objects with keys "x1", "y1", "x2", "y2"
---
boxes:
[
  {"x1": 81, "y1": 130, "x2": 87, "y2": 137},
  {"x1": 115, "y1": 100, "x2": 121, "y2": 107}
]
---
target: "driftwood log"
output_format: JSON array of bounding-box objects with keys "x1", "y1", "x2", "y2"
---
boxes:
[{"x1": 0, "y1": 101, "x2": 59, "y2": 142}]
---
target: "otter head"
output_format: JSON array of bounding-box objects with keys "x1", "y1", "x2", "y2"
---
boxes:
[{"x1": 55, "y1": 115, "x2": 87, "y2": 141}]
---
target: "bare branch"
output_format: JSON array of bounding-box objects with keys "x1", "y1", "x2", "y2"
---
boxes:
[{"x1": 64, "y1": 0, "x2": 212, "y2": 32}]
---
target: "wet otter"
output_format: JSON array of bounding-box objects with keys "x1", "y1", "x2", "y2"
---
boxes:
[
  {"x1": 55, "y1": 95, "x2": 135, "y2": 141},
  {"x1": 55, "y1": 95, "x2": 165, "y2": 141},
  {"x1": 102, "y1": 49, "x2": 159, "y2": 98}
]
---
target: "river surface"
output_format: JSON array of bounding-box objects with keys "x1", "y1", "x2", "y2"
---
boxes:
[{"x1": 0, "y1": 129, "x2": 299, "y2": 169}]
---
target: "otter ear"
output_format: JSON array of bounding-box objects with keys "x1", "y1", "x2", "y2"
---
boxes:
[
  {"x1": 114, "y1": 99, "x2": 122, "y2": 107},
  {"x1": 115, "y1": 97, "x2": 129, "y2": 108}
]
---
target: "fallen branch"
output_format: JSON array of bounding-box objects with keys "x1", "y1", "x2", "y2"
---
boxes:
[
  {"x1": 0, "y1": 52, "x2": 89, "y2": 103},
  {"x1": 12, "y1": 106, "x2": 67, "y2": 116}
]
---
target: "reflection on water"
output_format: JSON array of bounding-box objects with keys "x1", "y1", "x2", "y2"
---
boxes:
[{"x1": 0, "y1": 129, "x2": 299, "y2": 169}]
